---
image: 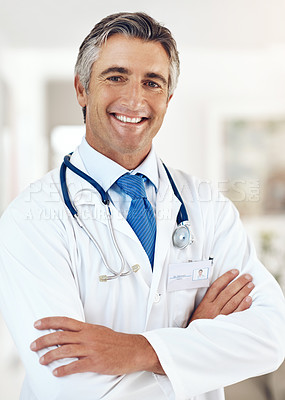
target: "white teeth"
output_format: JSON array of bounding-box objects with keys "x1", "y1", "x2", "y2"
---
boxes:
[{"x1": 114, "y1": 114, "x2": 143, "y2": 124}]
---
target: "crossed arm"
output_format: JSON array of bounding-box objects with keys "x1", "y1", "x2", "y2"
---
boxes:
[{"x1": 30, "y1": 269, "x2": 254, "y2": 377}]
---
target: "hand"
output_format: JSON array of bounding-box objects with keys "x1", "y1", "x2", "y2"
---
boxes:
[
  {"x1": 189, "y1": 269, "x2": 254, "y2": 324},
  {"x1": 30, "y1": 317, "x2": 164, "y2": 377}
]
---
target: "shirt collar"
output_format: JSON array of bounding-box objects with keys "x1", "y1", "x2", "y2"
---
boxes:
[
  {"x1": 131, "y1": 147, "x2": 158, "y2": 190},
  {"x1": 78, "y1": 137, "x2": 158, "y2": 192}
]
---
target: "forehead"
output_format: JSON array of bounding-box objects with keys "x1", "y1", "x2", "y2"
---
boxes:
[{"x1": 94, "y1": 34, "x2": 170, "y2": 76}]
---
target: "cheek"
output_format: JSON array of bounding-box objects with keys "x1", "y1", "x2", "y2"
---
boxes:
[
  {"x1": 99, "y1": 87, "x2": 115, "y2": 102},
  {"x1": 87, "y1": 87, "x2": 115, "y2": 113},
  {"x1": 97, "y1": 86, "x2": 121, "y2": 108},
  {"x1": 154, "y1": 103, "x2": 168, "y2": 121},
  {"x1": 147, "y1": 93, "x2": 169, "y2": 115}
]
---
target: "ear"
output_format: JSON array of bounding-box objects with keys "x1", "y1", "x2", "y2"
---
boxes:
[
  {"x1": 74, "y1": 75, "x2": 87, "y2": 107},
  {"x1": 166, "y1": 94, "x2": 173, "y2": 107}
]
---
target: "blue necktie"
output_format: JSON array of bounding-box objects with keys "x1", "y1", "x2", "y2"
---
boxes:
[{"x1": 116, "y1": 173, "x2": 156, "y2": 268}]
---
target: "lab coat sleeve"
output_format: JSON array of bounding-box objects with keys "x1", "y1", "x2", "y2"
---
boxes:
[
  {"x1": 0, "y1": 193, "x2": 119, "y2": 400},
  {"x1": 142, "y1": 189, "x2": 285, "y2": 399}
]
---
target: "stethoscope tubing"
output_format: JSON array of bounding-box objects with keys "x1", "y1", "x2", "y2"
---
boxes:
[
  {"x1": 60, "y1": 154, "x2": 194, "y2": 281},
  {"x1": 60, "y1": 160, "x2": 133, "y2": 279},
  {"x1": 162, "y1": 163, "x2": 188, "y2": 223}
]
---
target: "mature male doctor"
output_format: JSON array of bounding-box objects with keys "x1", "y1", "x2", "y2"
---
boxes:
[{"x1": 0, "y1": 12, "x2": 285, "y2": 400}]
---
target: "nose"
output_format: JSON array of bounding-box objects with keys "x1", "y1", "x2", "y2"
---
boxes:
[{"x1": 121, "y1": 80, "x2": 146, "y2": 111}]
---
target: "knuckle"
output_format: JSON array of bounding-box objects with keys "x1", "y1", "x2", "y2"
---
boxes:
[
  {"x1": 231, "y1": 297, "x2": 240, "y2": 308},
  {"x1": 229, "y1": 276, "x2": 248, "y2": 291},
  {"x1": 62, "y1": 344, "x2": 75, "y2": 357},
  {"x1": 36, "y1": 337, "x2": 45, "y2": 349},
  {"x1": 209, "y1": 280, "x2": 219, "y2": 291},
  {"x1": 85, "y1": 358, "x2": 93, "y2": 368},
  {"x1": 81, "y1": 343, "x2": 90, "y2": 353},
  {"x1": 208, "y1": 304, "x2": 218, "y2": 317},
  {"x1": 239, "y1": 274, "x2": 252, "y2": 284},
  {"x1": 54, "y1": 331, "x2": 64, "y2": 341},
  {"x1": 241, "y1": 283, "x2": 254, "y2": 296},
  {"x1": 60, "y1": 345, "x2": 69, "y2": 357},
  {"x1": 220, "y1": 304, "x2": 231, "y2": 314},
  {"x1": 225, "y1": 270, "x2": 238, "y2": 281},
  {"x1": 221, "y1": 286, "x2": 233, "y2": 298},
  {"x1": 234, "y1": 276, "x2": 245, "y2": 286},
  {"x1": 220, "y1": 306, "x2": 229, "y2": 315}
]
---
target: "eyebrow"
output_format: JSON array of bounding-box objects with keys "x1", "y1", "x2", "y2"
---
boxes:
[
  {"x1": 99, "y1": 67, "x2": 168, "y2": 86},
  {"x1": 100, "y1": 67, "x2": 130, "y2": 76},
  {"x1": 145, "y1": 72, "x2": 168, "y2": 87}
]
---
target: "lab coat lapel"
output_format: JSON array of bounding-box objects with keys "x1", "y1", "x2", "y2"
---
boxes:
[{"x1": 146, "y1": 159, "x2": 181, "y2": 320}]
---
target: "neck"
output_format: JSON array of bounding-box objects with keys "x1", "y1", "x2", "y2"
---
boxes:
[{"x1": 85, "y1": 138, "x2": 151, "y2": 170}]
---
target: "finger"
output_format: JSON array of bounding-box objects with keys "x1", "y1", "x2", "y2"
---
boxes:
[
  {"x1": 53, "y1": 358, "x2": 90, "y2": 377},
  {"x1": 234, "y1": 296, "x2": 253, "y2": 313},
  {"x1": 205, "y1": 269, "x2": 240, "y2": 302},
  {"x1": 34, "y1": 317, "x2": 83, "y2": 331},
  {"x1": 39, "y1": 344, "x2": 85, "y2": 365},
  {"x1": 220, "y1": 282, "x2": 255, "y2": 315},
  {"x1": 30, "y1": 330, "x2": 79, "y2": 352},
  {"x1": 216, "y1": 274, "x2": 253, "y2": 308}
]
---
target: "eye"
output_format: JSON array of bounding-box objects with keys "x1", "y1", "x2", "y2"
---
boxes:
[
  {"x1": 145, "y1": 81, "x2": 160, "y2": 88},
  {"x1": 107, "y1": 76, "x2": 123, "y2": 82}
]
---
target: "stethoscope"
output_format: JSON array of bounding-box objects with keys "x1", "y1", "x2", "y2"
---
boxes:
[{"x1": 60, "y1": 154, "x2": 194, "y2": 281}]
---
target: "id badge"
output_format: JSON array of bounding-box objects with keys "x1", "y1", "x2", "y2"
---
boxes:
[{"x1": 167, "y1": 259, "x2": 213, "y2": 292}]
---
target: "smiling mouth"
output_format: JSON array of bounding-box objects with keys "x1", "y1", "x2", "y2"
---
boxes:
[{"x1": 111, "y1": 113, "x2": 148, "y2": 124}]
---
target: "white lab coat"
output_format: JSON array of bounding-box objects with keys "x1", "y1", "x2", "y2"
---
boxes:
[{"x1": 0, "y1": 149, "x2": 284, "y2": 400}]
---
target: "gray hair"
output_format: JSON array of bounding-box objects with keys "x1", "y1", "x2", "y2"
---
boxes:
[{"x1": 75, "y1": 12, "x2": 180, "y2": 104}]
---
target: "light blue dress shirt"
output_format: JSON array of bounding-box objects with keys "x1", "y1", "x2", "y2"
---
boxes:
[{"x1": 78, "y1": 137, "x2": 158, "y2": 219}]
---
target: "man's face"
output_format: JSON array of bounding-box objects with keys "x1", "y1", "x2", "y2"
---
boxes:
[{"x1": 75, "y1": 34, "x2": 172, "y2": 168}]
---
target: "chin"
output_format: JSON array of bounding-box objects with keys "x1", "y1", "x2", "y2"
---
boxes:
[{"x1": 112, "y1": 134, "x2": 147, "y2": 150}]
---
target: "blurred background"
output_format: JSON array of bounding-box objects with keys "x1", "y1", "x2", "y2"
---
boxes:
[{"x1": 1, "y1": 0, "x2": 285, "y2": 398}]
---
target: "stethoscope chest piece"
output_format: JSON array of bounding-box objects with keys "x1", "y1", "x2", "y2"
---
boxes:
[{"x1": 173, "y1": 222, "x2": 194, "y2": 249}]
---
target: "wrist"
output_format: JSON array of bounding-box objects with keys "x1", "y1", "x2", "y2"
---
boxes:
[{"x1": 134, "y1": 334, "x2": 165, "y2": 375}]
